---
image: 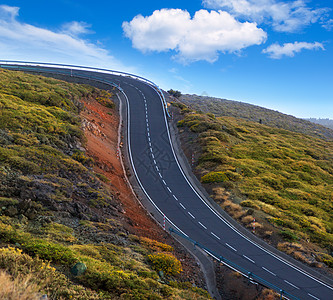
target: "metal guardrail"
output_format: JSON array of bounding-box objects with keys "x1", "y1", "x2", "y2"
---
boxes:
[
  {"x1": 0, "y1": 60, "x2": 170, "y2": 117},
  {"x1": 169, "y1": 227, "x2": 300, "y2": 300}
]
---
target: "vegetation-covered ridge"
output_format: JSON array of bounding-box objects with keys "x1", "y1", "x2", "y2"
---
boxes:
[
  {"x1": 0, "y1": 69, "x2": 210, "y2": 299},
  {"x1": 172, "y1": 102, "x2": 333, "y2": 270},
  {"x1": 177, "y1": 94, "x2": 333, "y2": 141}
]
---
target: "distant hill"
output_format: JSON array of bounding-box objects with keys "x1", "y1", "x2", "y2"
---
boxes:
[
  {"x1": 306, "y1": 118, "x2": 333, "y2": 130},
  {"x1": 176, "y1": 94, "x2": 333, "y2": 141}
]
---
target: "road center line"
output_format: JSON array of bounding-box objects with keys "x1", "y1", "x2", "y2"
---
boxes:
[
  {"x1": 188, "y1": 212, "x2": 195, "y2": 219},
  {"x1": 173, "y1": 195, "x2": 178, "y2": 201},
  {"x1": 225, "y1": 243, "x2": 237, "y2": 252},
  {"x1": 211, "y1": 232, "x2": 221, "y2": 240},
  {"x1": 150, "y1": 147, "x2": 153, "y2": 152},
  {"x1": 308, "y1": 293, "x2": 321, "y2": 300},
  {"x1": 167, "y1": 187, "x2": 172, "y2": 193},
  {"x1": 153, "y1": 159, "x2": 156, "y2": 165},
  {"x1": 262, "y1": 266, "x2": 276, "y2": 276},
  {"x1": 179, "y1": 203, "x2": 186, "y2": 210},
  {"x1": 155, "y1": 165, "x2": 159, "y2": 171},
  {"x1": 262, "y1": 267, "x2": 276, "y2": 276},
  {"x1": 158, "y1": 172, "x2": 162, "y2": 178},
  {"x1": 243, "y1": 255, "x2": 255, "y2": 264},
  {"x1": 162, "y1": 179, "x2": 167, "y2": 185},
  {"x1": 151, "y1": 153, "x2": 154, "y2": 159},
  {"x1": 198, "y1": 222, "x2": 207, "y2": 229},
  {"x1": 284, "y1": 280, "x2": 299, "y2": 290}
]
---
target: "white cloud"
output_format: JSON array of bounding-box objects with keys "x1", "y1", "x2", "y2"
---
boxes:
[
  {"x1": 0, "y1": 5, "x2": 130, "y2": 71},
  {"x1": 122, "y1": 9, "x2": 267, "y2": 63},
  {"x1": 202, "y1": 0, "x2": 329, "y2": 32},
  {"x1": 322, "y1": 19, "x2": 333, "y2": 31},
  {"x1": 61, "y1": 21, "x2": 93, "y2": 37},
  {"x1": 263, "y1": 41, "x2": 324, "y2": 58}
]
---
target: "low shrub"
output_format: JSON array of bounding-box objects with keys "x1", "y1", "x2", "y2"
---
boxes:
[
  {"x1": 201, "y1": 171, "x2": 229, "y2": 183},
  {"x1": 148, "y1": 253, "x2": 182, "y2": 276},
  {"x1": 141, "y1": 237, "x2": 174, "y2": 252},
  {"x1": 280, "y1": 230, "x2": 299, "y2": 242}
]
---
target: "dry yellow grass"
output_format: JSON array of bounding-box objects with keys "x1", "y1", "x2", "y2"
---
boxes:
[
  {"x1": 257, "y1": 289, "x2": 279, "y2": 300},
  {"x1": 221, "y1": 200, "x2": 245, "y2": 219},
  {"x1": 0, "y1": 271, "x2": 41, "y2": 300},
  {"x1": 241, "y1": 215, "x2": 254, "y2": 224}
]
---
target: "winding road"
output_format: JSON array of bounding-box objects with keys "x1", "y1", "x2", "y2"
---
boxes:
[{"x1": 1, "y1": 62, "x2": 333, "y2": 300}]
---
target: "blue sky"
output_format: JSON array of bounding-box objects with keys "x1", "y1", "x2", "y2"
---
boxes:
[{"x1": 0, "y1": 0, "x2": 332, "y2": 118}]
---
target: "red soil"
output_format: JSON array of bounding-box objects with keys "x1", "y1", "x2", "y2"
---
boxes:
[{"x1": 80, "y1": 97, "x2": 206, "y2": 287}]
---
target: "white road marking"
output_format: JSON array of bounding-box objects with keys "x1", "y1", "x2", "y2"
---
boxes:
[
  {"x1": 225, "y1": 243, "x2": 237, "y2": 252},
  {"x1": 152, "y1": 153, "x2": 155, "y2": 159},
  {"x1": 179, "y1": 203, "x2": 186, "y2": 210},
  {"x1": 211, "y1": 232, "x2": 221, "y2": 240},
  {"x1": 155, "y1": 165, "x2": 159, "y2": 171},
  {"x1": 284, "y1": 280, "x2": 299, "y2": 290},
  {"x1": 262, "y1": 266, "x2": 276, "y2": 276},
  {"x1": 188, "y1": 212, "x2": 195, "y2": 219},
  {"x1": 173, "y1": 195, "x2": 178, "y2": 201},
  {"x1": 149, "y1": 142, "x2": 152, "y2": 147},
  {"x1": 147, "y1": 127, "x2": 149, "y2": 132},
  {"x1": 153, "y1": 159, "x2": 156, "y2": 165},
  {"x1": 308, "y1": 293, "x2": 321, "y2": 300},
  {"x1": 167, "y1": 187, "x2": 172, "y2": 193},
  {"x1": 198, "y1": 222, "x2": 207, "y2": 229},
  {"x1": 162, "y1": 179, "x2": 167, "y2": 185},
  {"x1": 243, "y1": 255, "x2": 255, "y2": 264},
  {"x1": 147, "y1": 132, "x2": 150, "y2": 137},
  {"x1": 158, "y1": 172, "x2": 162, "y2": 178},
  {"x1": 150, "y1": 147, "x2": 153, "y2": 152}
]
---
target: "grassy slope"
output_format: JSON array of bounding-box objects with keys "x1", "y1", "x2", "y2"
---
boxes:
[
  {"x1": 179, "y1": 94, "x2": 333, "y2": 141},
  {"x1": 173, "y1": 102, "x2": 333, "y2": 269},
  {"x1": 0, "y1": 69, "x2": 210, "y2": 299}
]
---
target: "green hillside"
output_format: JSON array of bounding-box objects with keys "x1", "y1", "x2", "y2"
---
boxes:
[
  {"x1": 173, "y1": 102, "x2": 333, "y2": 269},
  {"x1": 178, "y1": 94, "x2": 333, "y2": 141},
  {"x1": 0, "y1": 69, "x2": 210, "y2": 299}
]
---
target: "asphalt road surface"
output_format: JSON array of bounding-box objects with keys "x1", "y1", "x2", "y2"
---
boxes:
[{"x1": 2, "y1": 63, "x2": 333, "y2": 300}]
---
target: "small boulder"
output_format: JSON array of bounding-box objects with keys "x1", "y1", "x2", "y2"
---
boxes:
[{"x1": 70, "y1": 262, "x2": 87, "y2": 276}]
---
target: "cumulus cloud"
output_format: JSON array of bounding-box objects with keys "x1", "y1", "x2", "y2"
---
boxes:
[
  {"x1": 263, "y1": 41, "x2": 324, "y2": 58},
  {"x1": 202, "y1": 0, "x2": 329, "y2": 32},
  {"x1": 0, "y1": 5, "x2": 129, "y2": 71},
  {"x1": 122, "y1": 9, "x2": 267, "y2": 63}
]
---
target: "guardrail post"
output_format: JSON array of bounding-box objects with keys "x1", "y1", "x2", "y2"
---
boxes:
[{"x1": 248, "y1": 271, "x2": 252, "y2": 284}]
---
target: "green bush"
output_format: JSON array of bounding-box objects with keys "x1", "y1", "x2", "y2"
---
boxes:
[
  {"x1": 280, "y1": 230, "x2": 299, "y2": 242},
  {"x1": 148, "y1": 253, "x2": 182, "y2": 276},
  {"x1": 201, "y1": 171, "x2": 229, "y2": 183}
]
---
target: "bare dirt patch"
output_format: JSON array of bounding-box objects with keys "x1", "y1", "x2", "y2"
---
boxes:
[{"x1": 80, "y1": 97, "x2": 207, "y2": 288}]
